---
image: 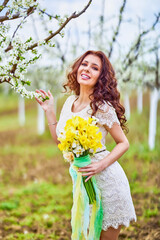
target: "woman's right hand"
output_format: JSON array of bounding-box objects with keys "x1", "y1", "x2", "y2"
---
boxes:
[{"x1": 35, "y1": 89, "x2": 55, "y2": 113}]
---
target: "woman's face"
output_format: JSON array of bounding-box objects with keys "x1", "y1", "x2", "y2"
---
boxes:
[{"x1": 77, "y1": 54, "x2": 102, "y2": 89}]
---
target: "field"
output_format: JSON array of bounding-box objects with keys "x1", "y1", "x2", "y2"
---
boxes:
[{"x1": 0, "y1": 91, "x2": 160, "y2": 240}]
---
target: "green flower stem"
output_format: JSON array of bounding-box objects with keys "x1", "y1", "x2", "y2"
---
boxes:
[
  {"x1": 89, "y1": 179, "x2": 95, "y2": 200},
  {"x1": 83, "y1": 177, "x2": 92, "y2": 203},
  {"x1": 74, "y1": 154, "x2": 96, "y2": 204},
  {"x1": 88, "y1": 178, "x2": 96, "y2": 202},
  {"x1": 82, "y1": 177, "x2": 96, "y2": 204}
]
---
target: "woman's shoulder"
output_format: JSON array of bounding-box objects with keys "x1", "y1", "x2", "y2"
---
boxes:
[
  {"x1": 64, "y1": 94, "x2": 77, "y2": 104},
  {"x1": 95, "y1": 100, "x2": 120, "y2": 128},
  {"x1": 61, "y1": 94, "x2": 77, "y2": 109},
  {"x1": 97, "y1": 100, "x2": 115, "y2": 113},
  {"x1": 60, "y1": 95, "x2": 75, "y2": 116}
]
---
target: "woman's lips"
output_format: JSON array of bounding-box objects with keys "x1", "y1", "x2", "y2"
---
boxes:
[{"x1": 81, "y1": 74, "x2": 90, "y2": 80}]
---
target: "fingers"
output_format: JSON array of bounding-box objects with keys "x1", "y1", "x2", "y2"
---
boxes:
[
  {"x1": 48, "y1": 90, "x2": 52, "y2": 97},
  {"x1": 79, "y1": 163, "x2": 97, "y2": 176},
  {"x1": 82, "y1": 172, "x2": 94, "y2": 177},
  {"x1": 85, "y1": 175, "x2": 92, "y2": 182},
  {"x1": 36, "y1": 89, "x2": 43, "y2": 94},
  {"x1": 40, "y1": 89, "x2": 48, "y2": 97},
  {"x1": 36, "y1": 89, "x2": 47, "y2": 98},
  {"x1": 35, "y1": 89, "x2": 44, "y2": 104},
  {"x1": 78, "y1": 166, "x2": 92, "y2": 172},
  {"x1": 35, "y1": 96, "x2": 42, "y2": 105}
]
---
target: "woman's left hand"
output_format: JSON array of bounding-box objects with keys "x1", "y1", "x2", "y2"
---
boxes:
[{"x1": 78, "y1": 161, "x2": 104, "y2": 182}]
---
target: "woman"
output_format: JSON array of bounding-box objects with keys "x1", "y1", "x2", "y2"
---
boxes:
[{"x1": 35, "y1": 50, "x2": 137, "y2": 240}]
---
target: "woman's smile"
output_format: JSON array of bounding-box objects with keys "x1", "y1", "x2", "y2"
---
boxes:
[{"x1": 81, "y1": 74, "x2": 90, "y2": 80}]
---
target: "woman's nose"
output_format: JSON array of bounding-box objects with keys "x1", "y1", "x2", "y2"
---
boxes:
[{"x1": 83, "y1": 65, "x2": 90, "y2": 72}]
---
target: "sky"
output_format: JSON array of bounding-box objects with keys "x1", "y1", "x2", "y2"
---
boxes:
[
  {"x1": 36, "y1": 0, "x2": 160, "y2": 64},
  {"x1": 3, "y1": 0, "x2": 160, "y2": 66},
  {"x1": 43, "y1": 0, "x2": 159, "y2": 43}
]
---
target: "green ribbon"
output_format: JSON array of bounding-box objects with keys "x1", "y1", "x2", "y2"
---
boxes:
[
  {"x1": 74, "y1": 154, "x2": 91, "y2": 167},
  {"x1": 69, "y1": 154, "x2": 103, "y2": 240}
]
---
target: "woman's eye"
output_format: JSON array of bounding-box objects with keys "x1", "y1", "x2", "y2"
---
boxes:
[
  {"x1": 81, "y1": 63, "x2": 98, "y2": 71},
  {"x1": 93, "y1": 67, "x2": 98, "y2": 71}
]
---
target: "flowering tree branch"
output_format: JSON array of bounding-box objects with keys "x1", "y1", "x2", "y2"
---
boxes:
[
  {"x1": 145, "y1": 44, "x2": 160, "y2": 89},
  {"x1": 108, "y1": 0, "x2": 127, "y2": 58},
  {"x1": 0, "y1": 0, "x2": 9, "y2": 12},
  {"x1": 123, "y1": 12, "x2": 160, "y2": 70},
  {"x1": 27, "y1": 0, "x2": 92, "y2": 51},
  {"x1": 115, "y1": 12, "x2": 160, "y2": 90},
  {"x1": 0, "y1": 0, "x2": 92, "y2": 99},
  {"x1": 0, "y1": 5, "x2": 35, "y2": 22}
]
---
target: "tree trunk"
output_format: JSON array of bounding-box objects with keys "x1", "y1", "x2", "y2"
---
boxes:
[
  {"x1": 137, "y1": 87, "x2": 143, "y2": 114},
  {"x1": 124, "y1": 93, "x2": 130, "y2": 120},
  {"x1": 37, "y1": 104, "x2": 45, "y2": 135},
  {"x1": 148, "y1": 88, "x2": 159, "y2": 150},
  {"x1": 18, "y1": 96, "x2": 25, "y2": 126}
]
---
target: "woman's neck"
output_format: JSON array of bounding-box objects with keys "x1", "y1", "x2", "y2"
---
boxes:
[{"x1": 78, "y1": 86, "x2": 93, "y2": 105}]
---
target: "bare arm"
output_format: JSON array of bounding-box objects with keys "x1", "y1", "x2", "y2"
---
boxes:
[
  {"x1": 45, "y1": 109, "x2": 60, "y2": 145},
  {"x1": 100, "y1": 123, "x2": 129, "y2": 169},
  {"x1": 35, "y1": 89, "x2": 60, "y2": 145}
]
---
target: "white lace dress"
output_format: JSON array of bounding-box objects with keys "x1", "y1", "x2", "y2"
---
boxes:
[{"x1": 56, "y1": 95, "x2": 137, "y2": 231}]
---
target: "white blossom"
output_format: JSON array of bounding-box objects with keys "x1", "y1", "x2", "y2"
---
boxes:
[
  {"x1": 0, "y1": 0, "x2": 62, "y2": 98},
  {"x1": 63, "y1": 151, "x2": 74, "y2": 162},
  {"x1": 72, "y1": 142, "x2": 77, "y2": 148},
  {"x1": 91, "y1": 116, "x2": 99, "y2": 124},
  {"x1": 73, "y1": 145, "x2": 85, "y2": 157}
]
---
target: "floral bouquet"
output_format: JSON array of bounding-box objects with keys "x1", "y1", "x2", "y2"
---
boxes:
[{"x1": 58, "y1": 116, "x2": 103, "y2": 204}]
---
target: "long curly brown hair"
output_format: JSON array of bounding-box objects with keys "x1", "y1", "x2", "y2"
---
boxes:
[{"x1": 63, "y1": 50, "x2": 128, "y2": 134}]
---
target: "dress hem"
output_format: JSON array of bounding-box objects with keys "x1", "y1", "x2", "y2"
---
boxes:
[{"x1": 102, "y1": 216, "x2": 137, "y2": 231}]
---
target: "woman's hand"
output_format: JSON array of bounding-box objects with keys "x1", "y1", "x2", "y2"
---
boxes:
[
  {"x1": 78, "y1": 160, "x2": 105, "y2": 182},
  {"x1": 35, "y1": 89, "x2": 54, "y2": 112}
]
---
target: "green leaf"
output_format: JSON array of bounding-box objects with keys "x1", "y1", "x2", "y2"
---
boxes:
[
  {"x1": 42, "y1": 96, "x2": 49, "y2": 102},
  {"x1": 26, "y1": 37, "x2": 32, "y2": 43},
  {"x1": 26, "y1": 81, "x2": 31, "y2": 86},
  {"x1": 21, "y1": 80, "x2": 31, "y2": 86},
  {"x1": 55, "y1": 15, "x2": 60, "y2": 19}
]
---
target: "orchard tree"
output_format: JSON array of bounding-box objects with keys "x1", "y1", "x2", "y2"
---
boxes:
[
  {"x1": 146, "y1": 43, "x2": 160, "y2": 150},
  {"x1": 0, "y1": 0, "x2": 92, "y2": 100}
]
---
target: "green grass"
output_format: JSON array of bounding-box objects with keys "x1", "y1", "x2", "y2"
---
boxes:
[
  {"x1": 0, "y1": 182, "x2": 72, "y2": 239},
  {"x1": 0, "y1": 144, "x2": 59, "y2": 157},
  {"x1": 143, "y1": 207, "x2": 159, "y2": 218}
]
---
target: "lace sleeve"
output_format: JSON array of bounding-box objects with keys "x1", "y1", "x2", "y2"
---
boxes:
[{"x1": 95, "y1": 101, "x2": 120, "y2": 129}]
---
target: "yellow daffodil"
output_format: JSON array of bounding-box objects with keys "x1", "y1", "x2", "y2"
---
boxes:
[{"x1": 58, "y1": 116, "x2": 103, "y2": 160}]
